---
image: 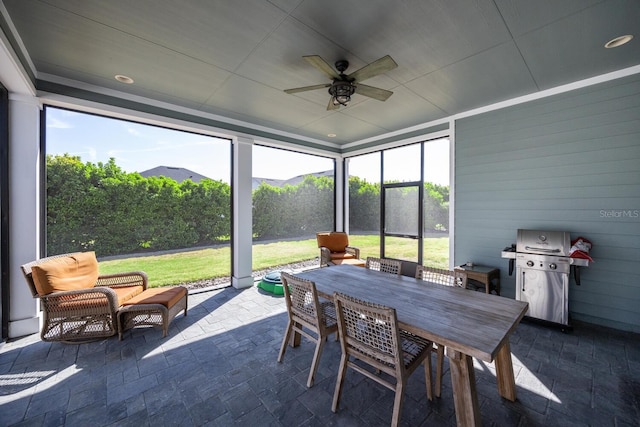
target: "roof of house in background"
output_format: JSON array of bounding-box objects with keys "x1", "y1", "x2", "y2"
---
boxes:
[
  {"x1": 139, "y1": 166, "x2": 209, "y2": 183},
  {"x1": 252, "y1": 170, "x2": 333, "y2": 190},
  {"x1": 141, "y1": 167, "x2": 332, "y2": 188}
]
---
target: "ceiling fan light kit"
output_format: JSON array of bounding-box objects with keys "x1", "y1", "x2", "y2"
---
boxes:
[
  {"x1": 284, "y1": 55, "x2": 397, "y2": 110},
  {"x1": 329, "y1": 81, "x2": 355, "y2": 106}
]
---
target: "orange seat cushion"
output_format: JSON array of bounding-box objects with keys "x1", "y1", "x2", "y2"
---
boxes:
[
  {"x1": 331, "y1": 258, "x2": 366, "y2": 267},
  {"x1": 113, "y1": 286, "x2": 145, "y2": 306},
  {"x1": 49, "y1": 293, "x2": 106, "y2": 312},
  {"x1": 48, "y1": 285, "x2": 143, "y2": 311},
  {"x1": 122, "y1": 286, "x2": 187, "y2": 309},
  {"x1": 31, "y1": 252, "x2": 99, "y2": 295},
  {"x1": 316, "y1": 232, "x2": 349, "y2": 252},
  {"x1": 329, "y1": 252, "x2": 356, "y2": 260}
]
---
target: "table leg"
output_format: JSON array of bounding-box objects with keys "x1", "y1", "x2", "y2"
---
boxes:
[
  {"x1": 495, "y1": 340, "x2": 517, "y2": 401},
  {"x1": 447, "y1": 348, "x2": 481, "y2": 427}
]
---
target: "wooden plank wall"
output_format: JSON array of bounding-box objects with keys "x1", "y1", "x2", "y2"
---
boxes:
[{"x1": 454, "y1": 73, "x2": 640, "y2": 332}]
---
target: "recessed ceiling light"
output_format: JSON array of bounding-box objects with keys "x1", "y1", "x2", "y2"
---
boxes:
[
  {"x1": 327, "y1": 133, "x2": 337, "y2": 138},
  {"x1": 604, "y1": 34, "x2": 633, "y2": 48},
  {"x1": 115, "y1": 74, "x2": 134, "y2": 84}
]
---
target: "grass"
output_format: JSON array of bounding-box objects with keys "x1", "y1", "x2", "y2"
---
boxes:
[
  {"x1": 98, "y1": 235, "x2": 449, "y2": 288},
  {"x1": 349, "y1": 234, "x2": 449, "y2": 268},
  {"x1": 251, "y1": 239, "x2": 318, "y2": 267},
  {"x1": 99, "y1": 248, "x2": 232, "y2": 288}
]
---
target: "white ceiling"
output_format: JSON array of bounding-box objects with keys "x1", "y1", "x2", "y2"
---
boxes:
[{"x1": 1, "y1": 0, "x2": 639, "y2": 149}]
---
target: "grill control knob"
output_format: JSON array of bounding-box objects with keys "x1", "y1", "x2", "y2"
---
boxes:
[
  {"x1": 549, "y1": 263, "x2": 557, "y2": 270},
  {"x1": 527, "y1": 261, "x2": 534, "y2": 267}
]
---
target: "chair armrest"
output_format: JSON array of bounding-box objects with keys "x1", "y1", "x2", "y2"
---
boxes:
[
  {"x1": 40, "y1": 286, "x2": 120, "y2": 313},
  {"x1": 345, "y1": 246, "x2": 360, "y2": 258},
  {"x1": 96, "y1": 271, "x2": 148, "y2": 291},
  {"x1": 319, "y1": 247, "x2": 332, "y2": 266}
]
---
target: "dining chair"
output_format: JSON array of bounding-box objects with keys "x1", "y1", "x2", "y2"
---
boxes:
[
  {"x1": 414, "y1": 265, "x2": 469, "y2": 398},
  {"x1": 278, "y1": 272, "x2": 338, "y2": 387},
  {"x1": 332, "y1": 292, "x2": 434, "y2": 427},
  {"x1": 415, "y1": 265, "x2": 468, "y2": 288},
  {"x1": 365, "y1": 256, "x2": 402, "y2": 276}
]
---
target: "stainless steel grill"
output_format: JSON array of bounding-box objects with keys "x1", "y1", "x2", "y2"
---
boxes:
[{"x1": 502, "y1": 229, "x2": 589, "y2": 327}]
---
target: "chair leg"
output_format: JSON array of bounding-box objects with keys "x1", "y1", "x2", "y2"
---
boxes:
[
  {"x1": 424, "y1": 351, "x2": 433, "y2": 401},
  {"x1": 435, "y1": 344, "x2": 444, "y2": 398},
  {"x1": 391, "y1": 381, "x2": 406, "y2": 427},
  {"x1": 277, "y1": 319, "x2": 293, "y2": 362},
  {"x1": 332, "y1": 353, "x2": 349, "y2": 413},
  {"x1": 307, "y1": 336, "x2": 326, "y2": 387}
]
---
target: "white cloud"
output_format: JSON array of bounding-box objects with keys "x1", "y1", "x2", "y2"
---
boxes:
[
  {"x1": 126, "y1": 126, "x2": 143, "y2": 137},
  {"x1": 47, "y1": 117, "x2": 73, "y2": 129}
]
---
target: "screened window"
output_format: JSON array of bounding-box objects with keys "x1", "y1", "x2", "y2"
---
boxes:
[
  {"x1": 423, "y1": 139, "x2": 450, "y2": 268},
  {"x1": 347, "y1": 138, "x2": 451, "y2": 268},
  {"x1": 45, "y1": 107, "x2": 232, "y2": 288},
  {"x1": 347, "y1": 152, "x2": 381, "y2": 260},
  {"x1": 252, "y1": 145, "x2": 334, "y2": 271}
]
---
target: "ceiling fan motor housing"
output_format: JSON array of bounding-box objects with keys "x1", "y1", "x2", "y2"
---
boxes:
[{"x1": 335, "y1": 60, "x2": 349, "y2": 73}]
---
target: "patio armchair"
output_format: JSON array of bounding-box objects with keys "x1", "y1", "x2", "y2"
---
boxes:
[
  {"x1": 21, "y1": 251, "x2": 147, "y2": 343},
  {"x1": 316, "y1": 231, "x2": 363, "y2": 267}
]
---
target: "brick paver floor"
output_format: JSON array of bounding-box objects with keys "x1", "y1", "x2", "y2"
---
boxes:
[{"x1": 1, "y1": 284, "x2": 639, "y2": 426}]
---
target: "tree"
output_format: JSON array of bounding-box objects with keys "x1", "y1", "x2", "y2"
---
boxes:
[
  {"x1": 349, "y1": 176, "x2": 380, "y2": 232},
  {"x1": 252, "y1": 175, "x2": 334, "y2": 239},
  {"x1": 46, "y1": 154, "x2": 231, "y2": 256}
]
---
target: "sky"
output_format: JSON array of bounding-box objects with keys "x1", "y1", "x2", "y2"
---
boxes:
[
  {"x1": 46, "y1": 107, "x2": 449, "y2": 185},
  {"x1": 47, "y1": 108, "x2": 232, "y2": 182}
]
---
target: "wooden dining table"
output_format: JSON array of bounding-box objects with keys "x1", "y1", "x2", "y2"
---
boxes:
[{"x1": 295, "y1": 264, "x2": 529, "y2": 427}]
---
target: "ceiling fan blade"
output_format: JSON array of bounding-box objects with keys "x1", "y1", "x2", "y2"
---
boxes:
[
  {"x1": 326, "y1": 98, "x2": 340, "y2": 111},
  {"x1": 284, "y1": 83, "x2": 331, "y2": 94},
  {"x1": 303, "y1": 55, "x2": 340, "y2": 79},
  {"x1": 354, "y1": 84, "x2": 394, "y2": 102},
  {"x1": 348, "y1": 55, "x2": 398, "y2": 83}
]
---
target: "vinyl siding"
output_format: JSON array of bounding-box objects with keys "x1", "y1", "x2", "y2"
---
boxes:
[{"x1": 454, "y1": 73, "x2": 640, "y2": 332}]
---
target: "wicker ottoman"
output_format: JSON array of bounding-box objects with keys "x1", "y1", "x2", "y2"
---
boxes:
[{"x1": 118, "y1": 286, "x2": 188, "y2": 339}]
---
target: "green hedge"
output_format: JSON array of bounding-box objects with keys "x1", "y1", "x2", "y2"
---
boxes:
[
  {"x1": 252, "y1": 175, "x2": 334, "y2": 239},
  {"x1": 46, "y1": 154, "x2": 449, "y2": 257},
  {"x1": 47, "y1": 155, "x2": 230, "y2": 256},
  {"x1": 349, "y1": 177, "x2": 449, "y2": 232}
]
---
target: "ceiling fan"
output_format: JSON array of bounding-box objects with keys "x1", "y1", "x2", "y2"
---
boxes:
[{"x1": 284, "y1": 55, "x2": 398, "y2": 110}]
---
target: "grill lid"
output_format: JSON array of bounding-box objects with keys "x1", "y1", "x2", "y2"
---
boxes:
[{"x1": 516, "y1": 229, "x2": 571, "y2": 256}]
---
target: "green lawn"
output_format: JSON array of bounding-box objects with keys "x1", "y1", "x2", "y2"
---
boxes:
[
  {"x1": 350, "y1": 235, "x2": 449, "y2": 268},
  {"x1": 98, "y1": 235, "x2": 449, "y2": 288}
]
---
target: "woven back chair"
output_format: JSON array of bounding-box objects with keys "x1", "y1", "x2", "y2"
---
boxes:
[
  {"x1": 332, "y1": 292, "x2": 433, "y2": 426},
  {"x1": 414, "y1": 265, "x2": 468, "y2": 398},
  {"x1": 415, "y1": 265, "x2": 468, "y2": 288},
  {"x1": 278, "y1": 272, "x2": 338, "y2": 387},
  {"x1": 21, "y1": 252, "x2": 147, "y2": 343},
  {"x1": 365, "y1": 256, "x2": 402, "y2": 276}
]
